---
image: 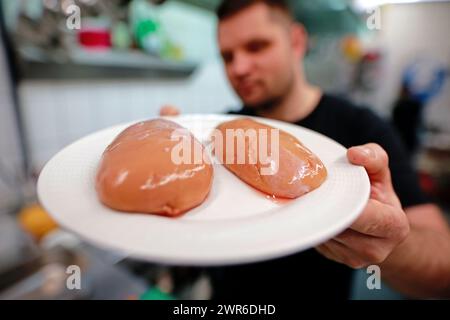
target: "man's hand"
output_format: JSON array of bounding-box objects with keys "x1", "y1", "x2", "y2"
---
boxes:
[
  {"x1": 316, "y1": 143, "x2": 410, "y2": 269},
  {"x1": 160, "y1": 105, "x2": 180, "y2": 116}
]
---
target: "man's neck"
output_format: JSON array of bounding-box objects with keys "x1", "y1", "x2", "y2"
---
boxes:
[{"x1": 257, "y1": 78, "x2": 322, "y2": 123}]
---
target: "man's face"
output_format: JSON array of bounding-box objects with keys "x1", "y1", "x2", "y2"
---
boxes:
[{"x1": 218, "y1": 4, "x2": 299, "y2": 108}]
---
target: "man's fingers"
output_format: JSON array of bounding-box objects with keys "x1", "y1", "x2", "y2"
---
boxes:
[
  {"x1": 350, "y1": 199, "x2": 410, "y2": 239},
  {"x1": 333, "y1": 229, "x2": 393, "y2": 264},
  {"x1": 315, "y1": 244, "x2": 339, "y2": 261},
  {"x1": 316, "y1": 240, "x2": 367, "y2": 269},
  {"x1": 160, "y1": 105, "x2": 180, "y2": 116},
  {"x1": 347, "y1": 143, "x2": 391, "y2": 185},
  {"x1": 316, "y1": 243, "x2": 347, "y2": 265}
]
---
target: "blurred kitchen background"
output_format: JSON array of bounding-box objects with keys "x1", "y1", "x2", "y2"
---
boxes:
[{"x1": 0, "y1": 0, "x2": 449, "y2": 300}]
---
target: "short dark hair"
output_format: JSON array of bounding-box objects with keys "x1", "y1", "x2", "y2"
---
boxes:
[{"x1": 216, "y1": 0, "x2": 294, "y2": 21}]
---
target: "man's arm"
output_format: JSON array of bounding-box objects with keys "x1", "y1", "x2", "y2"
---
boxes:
[
  {"x1": 160, "y1": 105, "x2": 450, "y2": 298},
  {"x1": 316, "y1": 143, "x2": 450, "y2": 299},
  {"x1": 380, "y1": 203, "x2": 450, "y2": 298}
]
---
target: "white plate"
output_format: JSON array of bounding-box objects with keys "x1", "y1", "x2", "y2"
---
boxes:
[{"x1": 38, "y1": 114, "x2": 370, "y2": 266}]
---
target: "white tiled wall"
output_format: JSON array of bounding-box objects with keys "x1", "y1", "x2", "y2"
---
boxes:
[{"x1": 19, "y1": 61, "x2": 239, "y2": 171}]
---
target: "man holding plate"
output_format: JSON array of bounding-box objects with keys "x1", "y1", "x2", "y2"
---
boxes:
[{"x1": 161, "y1": 0, "x2": 450, "y2": 299}]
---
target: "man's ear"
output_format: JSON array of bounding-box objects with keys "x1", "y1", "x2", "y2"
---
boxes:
[{"x1": 291, "y1": 23, "x2": 308, "y2": 58}]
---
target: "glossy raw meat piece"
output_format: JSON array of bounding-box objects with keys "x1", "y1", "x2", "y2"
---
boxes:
[
  {"x1": 215, "y1": 118, "x2": 327, "y2": 199},
  {"x1": 96, "y1": 119, "x2": 213, "y2": 217}
]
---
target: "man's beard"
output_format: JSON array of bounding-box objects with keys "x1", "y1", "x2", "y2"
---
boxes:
[
  {"x1": 241, "y1": 73, "x2": 295, "y2": 113},
  {"x1": 243, "y1": 95, "x2": 284, "y2": 112}
]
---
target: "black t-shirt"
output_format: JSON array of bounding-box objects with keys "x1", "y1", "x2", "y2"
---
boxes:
[{"x1": 207, "y1": 94, "x2": 429, "y2": 300}]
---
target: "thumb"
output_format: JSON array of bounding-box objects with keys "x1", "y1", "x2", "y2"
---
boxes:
[
  {"x1": 347, "y1": 143, "x2": 392, "y2": 186},
  {"x1": 160, "y1": 105, "x2": 180, "y2": 116}
]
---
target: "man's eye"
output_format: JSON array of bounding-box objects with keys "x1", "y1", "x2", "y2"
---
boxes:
[
  {"x1": 246, "y1": 41, "x2": 269, "y2": 53},
  {"x1": 222, "y1": 52, "x2": 233, "y2": 64}
]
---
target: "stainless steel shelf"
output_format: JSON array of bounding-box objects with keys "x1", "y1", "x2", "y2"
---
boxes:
[{"x1": 17, "y1": 46, "x2": 197, "y2": 80}]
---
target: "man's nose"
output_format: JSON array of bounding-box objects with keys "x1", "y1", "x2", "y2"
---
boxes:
[{"x1": 230, "y1": 52, "x2": 252, "y2": 78}]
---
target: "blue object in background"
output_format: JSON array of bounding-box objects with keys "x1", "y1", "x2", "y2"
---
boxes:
[
  {"x1": 351, "y1": 269, "x2": 407, "y2": 300},
  {"x1": 403, "y1": 60, "x2": 448, "y2": 104}
]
